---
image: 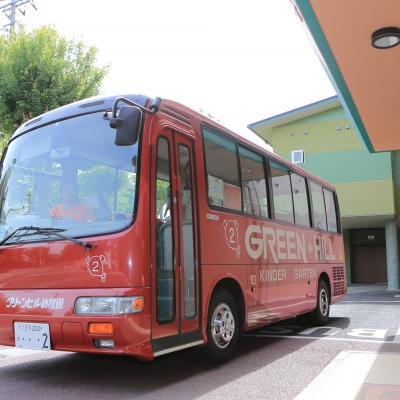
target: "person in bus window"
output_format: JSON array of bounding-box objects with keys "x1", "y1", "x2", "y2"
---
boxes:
[
  {"x1": 94, "y1": 193, "x2": 112, "y2": 220},
  {"x1": 182, "y1": 161, "x2": 192, "y2": 220},
  {"x1": 50, "y1": 181, "x2": 96, "y2": 222}
]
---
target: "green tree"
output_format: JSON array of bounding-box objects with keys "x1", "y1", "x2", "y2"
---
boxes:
[
  {"x1": 156, "y1": 179, "x2": 170, "y2": 217},
  {"x1": 0, "y1": 25, "x2": 109, "y2": 153},
  {"x1": 198, "y1": 108, "x2": 222, "y2": 124},
  {"x1": 77, "y1": 163, "x2": 136, "y2": 214}
]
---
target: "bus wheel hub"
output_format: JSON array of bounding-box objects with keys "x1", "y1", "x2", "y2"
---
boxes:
[{"x1": 211, "y1": 302, "x2": 235, "y2": 349}]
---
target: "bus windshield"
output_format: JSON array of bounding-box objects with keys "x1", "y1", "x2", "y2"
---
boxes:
[{"x1": 0, "y1": 111, "x2": 138, "y2": 244}]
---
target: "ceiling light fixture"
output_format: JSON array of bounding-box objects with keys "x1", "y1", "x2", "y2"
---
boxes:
[{"x1": 372, "y1": 27, "x2": 400, "y2": 49}]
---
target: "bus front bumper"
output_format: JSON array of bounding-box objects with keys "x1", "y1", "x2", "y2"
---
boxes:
[{"x1": 0, "y1": 287, "x2": 154, "y2": 361}]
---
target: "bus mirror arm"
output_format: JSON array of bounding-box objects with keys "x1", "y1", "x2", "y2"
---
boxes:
[{"x1": 110, "y1": 96, "x2": 162, "y2": 118}]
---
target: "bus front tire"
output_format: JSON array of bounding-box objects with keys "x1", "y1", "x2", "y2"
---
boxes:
[
  {"x1": 195, "y1": 289, "x2": 238, "y2": 364},
  {"x1": 310, "y1": 280, "x2": 330, "y2": 326}
]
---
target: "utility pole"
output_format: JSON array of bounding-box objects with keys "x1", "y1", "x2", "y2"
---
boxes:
[{"x1": 0, "y1": 0, "x2": 37, "y2": 33}]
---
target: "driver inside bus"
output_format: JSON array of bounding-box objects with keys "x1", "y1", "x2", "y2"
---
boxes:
[{"x1": 50, "y1": 181, "x2": 96, "y2": 222}]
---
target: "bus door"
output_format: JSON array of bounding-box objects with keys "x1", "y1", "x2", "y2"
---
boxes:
[{"x1": 151, "y1": 128, "x2": 201, "y2": 354}]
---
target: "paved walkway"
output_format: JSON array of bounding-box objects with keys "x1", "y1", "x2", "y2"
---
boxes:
[
  {"x1": 347, "y1": 284, "x2": 389, "y2": 292},
  {"x1": 295, "y1": 284, "x2": 400, "y2": 400},
  {"x1": 294, "y1": 350, "x2": 400, "y2": 400}
]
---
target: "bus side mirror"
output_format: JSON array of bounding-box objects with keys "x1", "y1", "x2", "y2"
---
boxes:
[{"x1": 110, "y1": 106, "x2": 142, "y2": 146}]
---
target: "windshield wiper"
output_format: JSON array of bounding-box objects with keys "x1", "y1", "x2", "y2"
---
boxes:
[
  {"x1": 0, "y1": 226, "x2": 95, "y2": 249},
  {"x1": 0, "y1": 226, "x2": 66, "y2": 246}
]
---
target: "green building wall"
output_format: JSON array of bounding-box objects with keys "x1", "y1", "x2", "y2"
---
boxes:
[{"x1": 272, "y1": 106, "x2": 395, "y2": 217}]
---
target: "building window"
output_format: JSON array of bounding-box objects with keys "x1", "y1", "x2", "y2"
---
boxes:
[{"x1": 291, "y1": 150, "x2": 305, "y2": 164}]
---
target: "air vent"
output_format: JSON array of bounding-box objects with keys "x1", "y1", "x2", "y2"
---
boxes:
[
  {"x1": 161, "y1": 106, "x2": 191, "y2": 126},
  {"x1": 79, "y1": 100, "x2": 105, "y2": 109},
  {"x1": 332, "y1": 266, "x2": 345, "y2": 296},
  {"x1": 333, "y1": 281, "x2": 345, "y2": 296},
  {"x1": 332, "y1": 266, "x2": 345, "y2": 281},
  {"x1": 24, "y1": 117, "x2": 42, "y2": 127}
]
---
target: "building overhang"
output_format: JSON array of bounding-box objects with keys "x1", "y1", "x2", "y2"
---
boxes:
[
  {"x1": 341, "y1": 214, "x2": 399, "y2": 230},
  {"x1": 288, "y1": 0, "x2": 400, "y2": 153}
]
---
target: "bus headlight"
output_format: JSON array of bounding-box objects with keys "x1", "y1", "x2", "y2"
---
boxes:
[{"x1": 73, "y1": 296, "x2": 144, "y2": 315}]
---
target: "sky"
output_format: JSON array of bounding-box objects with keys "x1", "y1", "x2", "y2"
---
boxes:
[{"x1": 0, "y1": 0, "x2": 336, "y2": 148}]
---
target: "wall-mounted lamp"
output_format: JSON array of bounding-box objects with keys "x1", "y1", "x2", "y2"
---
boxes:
[
  {"x1": 290, "y1": 131, "x2": 295, "y2": 136},
  {"x1": 372, "y1": 27, "x2": 400, "y2": 49},
  {"x1": 346, "y1": 125, "x2": 350, "y2": 129},
  {"x1": 274, "y1": 182, "x2": 279, "y2": 188},
  {"x1": 304, "y1": 130, "x2": 308, "y2": 134},
  {"x1": 336, "y1": 126, "x2": 341, "y2": 130}
]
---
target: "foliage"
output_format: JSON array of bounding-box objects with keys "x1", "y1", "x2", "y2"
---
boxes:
[
  {"x1": 77, "y1": 164, "x2": 136, "y2": 214},
  {"x1": 198, "y1": 108, "x2": 222, "y2": 124},
  {"x1": 0, "y1": 25, "x2": 109, "y2": 154},
  {"x1": 156, "y1": 179, "x2": 170, "y2": 218}
]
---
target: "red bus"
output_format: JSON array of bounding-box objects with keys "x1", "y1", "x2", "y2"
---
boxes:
[{"x1": 0, "y1": 94, "x2": 347, "y2": 364}]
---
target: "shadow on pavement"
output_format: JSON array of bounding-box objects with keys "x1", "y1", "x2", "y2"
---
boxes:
[{"x1": 0, "y1": 333, "x2": 318, "y2": 399}]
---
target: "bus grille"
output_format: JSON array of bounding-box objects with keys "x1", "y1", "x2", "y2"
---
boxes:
[{"x1": 332, "y1": 266, "x2": 345, "y2": 296}]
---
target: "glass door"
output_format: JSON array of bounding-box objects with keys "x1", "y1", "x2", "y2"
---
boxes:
[{"x1": 151, "y1": 128, "x2": 199, "y2": 348}]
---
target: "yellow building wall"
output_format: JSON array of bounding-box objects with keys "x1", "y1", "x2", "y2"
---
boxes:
[{"x1": 334, "y1": 180, "x2": 395, "y2": 216}]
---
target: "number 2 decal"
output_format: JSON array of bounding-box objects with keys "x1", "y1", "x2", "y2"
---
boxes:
[
  {"x1": 92, "y1": 261, "x2": 99, "y2": 272},
  {"x1": 86, "y1": 255, "x2": 106, "y2": 282},
  {"x1": 223, "y1": 219, "x2": 241, "y2": 259},
  {"x1": 229, "y1": 228, "x2": 235, "y2": 243}
]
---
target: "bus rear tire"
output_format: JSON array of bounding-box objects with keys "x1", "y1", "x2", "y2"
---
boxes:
[
  {"x1": 195, "y1": 289, "x2": 238, "y2": 364},
  {"x1": 310, "y1": 280, "x2": 330, "y2": 326}
]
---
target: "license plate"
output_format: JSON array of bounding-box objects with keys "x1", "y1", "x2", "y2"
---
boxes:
[{"x1": 14, "y1": 322, "x2": 51, "y2": 351}]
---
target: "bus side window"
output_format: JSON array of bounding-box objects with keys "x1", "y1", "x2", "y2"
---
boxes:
[
  {"x1": 238, "y1": 146, "x2": 268, "y2": 217},
  {"x1": 203, "y1": 128, "x2": 241, "y2": 211},
  {"x1": 269, "y1": 160, "x2": 294, "y2": 224},
  {"x1": 310, "y1": 181, "x2": 327, "y2": 231},
  {"x1": 323, "y1": 188, "x2": 338, "y2": 233},
  {"x1": 290, "y1": 173, "x2": 310, "y2": 227}
]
